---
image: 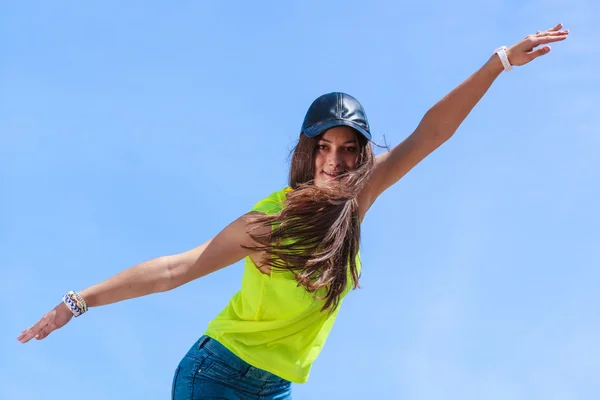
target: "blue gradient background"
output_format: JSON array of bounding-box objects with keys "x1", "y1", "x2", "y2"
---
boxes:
[{"x1": 2, "y1": 1, "x2": 598, "y2": 399}]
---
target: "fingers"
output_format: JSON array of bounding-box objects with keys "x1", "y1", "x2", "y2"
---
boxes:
[
  {"x1": 18, "y1": 304, "x2": 74, "y2": 343},
  {"x1": 523, "y1": 28, "x2": 568, "y2": 49},
  {"x1": 537, "y1": 23, "x2": 563, "y2": 35},
  {"x1": 536, "y1": 33, "x2": 569, "y2": 44},
  {"x1": 533, "y1": 24, "x2": 569, "y2": 40},
  {"x1": 18, "y1": 320, "x2": 56, "y2": 342},
  {"x1": 17, "y1": 331, "x2": 30, "y2": 343},
  {"x1": 521, "y1": 28, "x2": 568, "y2": 58},
  {"x1": 18, "y1": 323, "x2": 44, "y2": 343},
  {"x1": 529, "y1": 45, "x2": 552, "y2": 61},
  {"x1": 523, "y1": 29, "x2": 568, "y2": 62},
  {"x1": 529, "y1": 30, "x2": 568, "y2": 51},
  {"x1": 17, "y1": 312, "x2": 51, "y2": 343},
  {"x1": 542, "y1": 30, "x2": 570, "y2": 37}
]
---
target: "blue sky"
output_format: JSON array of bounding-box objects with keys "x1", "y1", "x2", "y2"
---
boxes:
[{"x1": 2, "y1": 1, "x2": 598, "y2": 399}]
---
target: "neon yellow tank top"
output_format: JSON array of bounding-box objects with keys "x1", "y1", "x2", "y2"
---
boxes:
[{"x1": 204, "y1": 187, "x2": 359, "y2": 383}]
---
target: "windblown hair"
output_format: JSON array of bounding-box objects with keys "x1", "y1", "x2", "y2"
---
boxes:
[{"x1": 244, "y1": 131, "x2": 375, "y2": 313}]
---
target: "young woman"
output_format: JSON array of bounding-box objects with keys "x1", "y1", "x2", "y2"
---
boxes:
[{"x1": 19, "y1": 24, "x2": 569, "y2": 399}]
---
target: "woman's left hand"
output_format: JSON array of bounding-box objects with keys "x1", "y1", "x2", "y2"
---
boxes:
[{"x1": 507, "y1": 23, "x2": 569, "y2": 67}]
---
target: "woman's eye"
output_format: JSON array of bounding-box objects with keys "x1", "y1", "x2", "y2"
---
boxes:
[
  {"x1": 318, "y1": 145, "x2": 328, "y2": 150},
  {"x1": 346, "y1": 147, "x2": 357, "y2": 152}
]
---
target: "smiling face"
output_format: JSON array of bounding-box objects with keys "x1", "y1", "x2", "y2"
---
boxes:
[
  {"x1": 313, "y1": 126, "x2": 360, "y2": 188},
  {"x1": 288, "y1": 124, "x2": 373, "y2": 190}
]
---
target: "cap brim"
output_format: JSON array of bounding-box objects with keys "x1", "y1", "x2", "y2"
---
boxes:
[{"x1": 303, "y1": 119, "x2": 372, "y2": 141}]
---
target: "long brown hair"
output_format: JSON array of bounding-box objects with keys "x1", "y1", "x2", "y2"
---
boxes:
[{"x1": 244, "y1": 130, "x2": 375, "y2": 313}]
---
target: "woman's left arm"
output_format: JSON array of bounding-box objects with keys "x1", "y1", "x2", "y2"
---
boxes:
[{"x1": 361, "y1": 24, "x2": 569, "y2": 212}]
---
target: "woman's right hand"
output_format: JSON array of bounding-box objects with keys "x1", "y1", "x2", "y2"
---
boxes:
[{"x1": 18, "y1": 302, "x2": 74, "y2": 343}]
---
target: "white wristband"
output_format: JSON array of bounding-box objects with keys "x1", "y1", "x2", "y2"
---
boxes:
[
  {"x1": 494, "y1": 46, "x2": 512, "y2": 71},
  {"x1": 63, "y1": 294, "x2": 83, "y2": 317}
]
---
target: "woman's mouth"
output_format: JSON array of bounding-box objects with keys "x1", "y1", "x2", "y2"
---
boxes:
[{"x1": 322, "y1": 171, "x2": 343, "y2": 179}]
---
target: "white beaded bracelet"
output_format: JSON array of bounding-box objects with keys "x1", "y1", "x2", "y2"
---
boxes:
[
  {"x1": 63, "y1": 294, "x2": 83, "y2": 317},
  {"x1": 68, "y1": 291, "x2": 88, "y2": 313}
]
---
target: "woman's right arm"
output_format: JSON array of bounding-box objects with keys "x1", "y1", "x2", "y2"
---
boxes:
[
  {"x1": 80, "y1": 213, "x2": 265, "y2": 307},
  {"x1": 18, "y1": 212, "x2": 268, "y2": 343}
]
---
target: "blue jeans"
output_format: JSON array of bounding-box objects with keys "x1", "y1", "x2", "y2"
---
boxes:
[{"x1": 172, "y1": 335, "x2": 292, "y2": 399}]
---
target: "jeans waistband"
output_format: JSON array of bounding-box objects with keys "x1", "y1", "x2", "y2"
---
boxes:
[{"x1": 199, "y1": 335, "x2": 288, "y2": 383}]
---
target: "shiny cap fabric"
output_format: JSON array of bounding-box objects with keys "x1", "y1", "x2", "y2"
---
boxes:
[{"x1": 301, "y1": 92, "x2": 371, "y2": 140}]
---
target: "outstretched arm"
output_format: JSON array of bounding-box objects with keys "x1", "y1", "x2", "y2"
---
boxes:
[
  {"x1": 361, "y1": 24, "x2": 569, "y2": 212},
  {"x1": 18, "y1": 212, "x2": 268, "y2": 343},
  {"x1": 79, "y1": 213, "x2": 264, "y2": 307}
]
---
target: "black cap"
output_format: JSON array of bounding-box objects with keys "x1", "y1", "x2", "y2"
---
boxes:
[{"x1": 301, "y1": 92, "x2": 371, "y2": 140}]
